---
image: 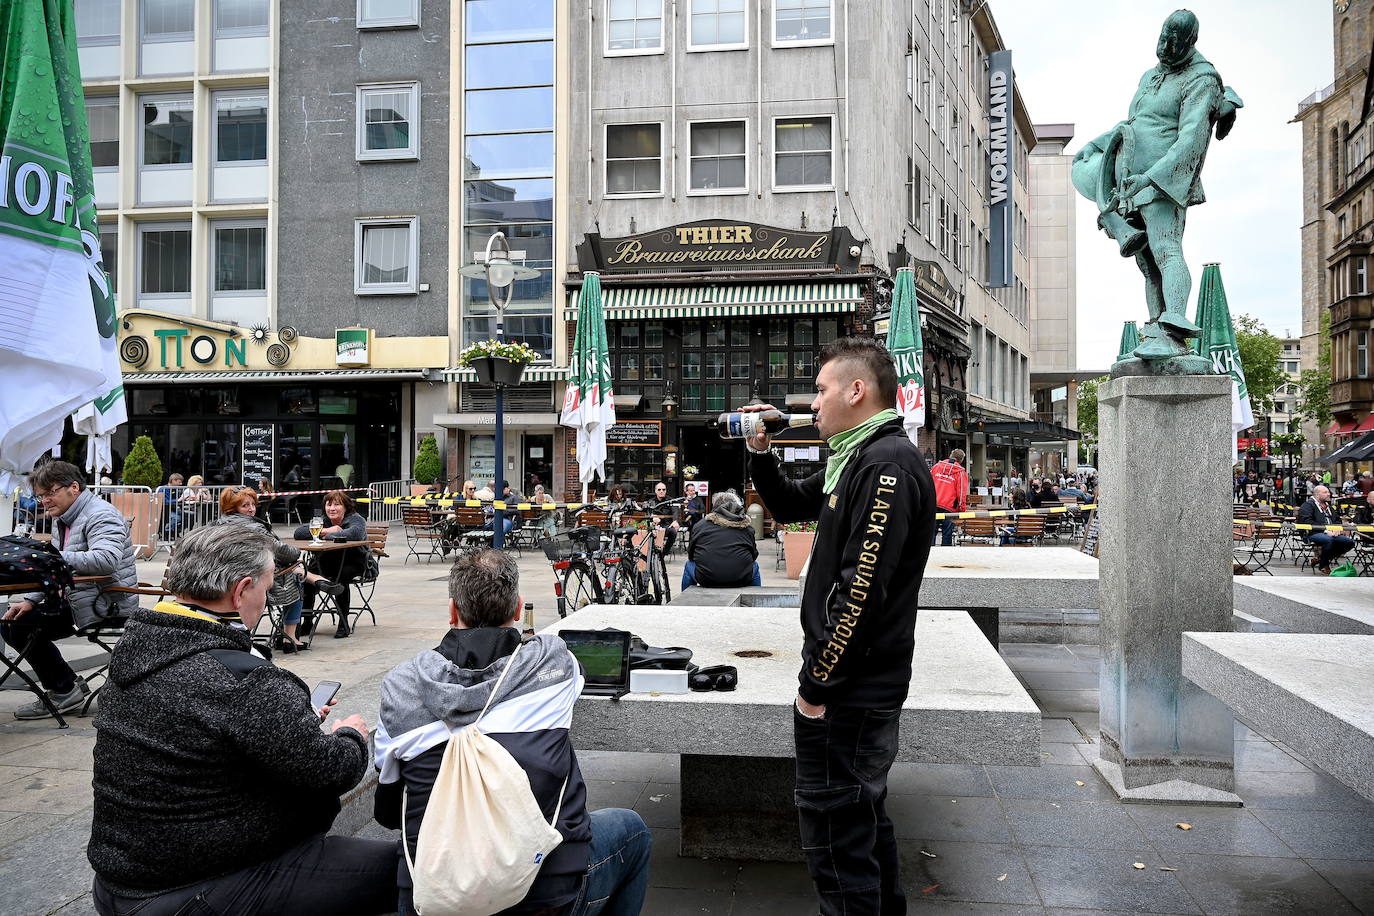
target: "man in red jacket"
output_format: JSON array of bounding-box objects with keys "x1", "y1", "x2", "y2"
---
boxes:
[{"x1": 931, "y1": 449, "x2": 969, "y2": 546}]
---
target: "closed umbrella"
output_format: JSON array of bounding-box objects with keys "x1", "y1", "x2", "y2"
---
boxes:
[
  {"x1": 1116, "y1": 321, "x2": 1140, "y2": 362},
  {"x1": 1192, "y1": 263, "x2": 1254, "y2": 461},
  {"x1": 887, "y1": 267, "x2": 925, "y2": 445},
  {"x1": 560, "y1": 273, "x2": 616, "y2": 491},
  {"x1": 0, "y1": 0, "x2": 125, "y2": 522}
]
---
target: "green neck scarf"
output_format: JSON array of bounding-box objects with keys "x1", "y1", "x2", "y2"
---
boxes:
[{"x1": 823, "y1": 409, "x2": 899, "y2": 494}]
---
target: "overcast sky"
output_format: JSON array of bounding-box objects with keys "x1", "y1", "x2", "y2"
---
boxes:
[{"x1": 992, "y1": 1, "x2": 1334, "y2": 369}]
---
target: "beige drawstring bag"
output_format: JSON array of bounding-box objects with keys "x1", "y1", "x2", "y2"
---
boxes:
[{"x1": 402, "y1": 641, "x2": 568, "y2": 916}]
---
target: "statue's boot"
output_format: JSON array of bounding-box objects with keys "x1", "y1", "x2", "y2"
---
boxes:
[
  {"x1": 1157, "y1": 309, "x2": 1201, "y2": 337},
  {"x1": 1097, "y1": 210, "x2": 1148, "y2": 258},
  {"x1": 1133, "y1": 324, "x2": 1191, "y2": 360}
]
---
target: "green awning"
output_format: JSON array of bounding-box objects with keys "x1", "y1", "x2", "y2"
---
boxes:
[
  {"x1": 563, "y1": 281, "x2": 864, "y2": 321},
  {"x1": 442, "y1": 366, "x2": 569, "y2": 383}
]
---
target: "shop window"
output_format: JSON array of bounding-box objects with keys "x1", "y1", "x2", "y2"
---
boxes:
[
  {"x1": 705, "y1": 323, "x2": 726, "y2": 348},
  {"x1": 794, "y1": 350, "x2": 814, "y2": 379},
  {"x1": 730, "y1": 321, "x2": 750, "y2": 347},
  {"x1": 768, "y1": 384, "x2": 788, "y2": 403},
  {"x1": 688, "y1": 0, "x2": 746, "y2": 50},
  {"x1": 355, "y1": 218, "x2": 418, "y2": 294},
  {"x1": 620, "y1": 323, "x2": 641, "y2": 348},
  {"x1": 142, "y1": 95, "x2": 193, "y2": 166},
  {"x1": 606, "y1": 123, "x2": 662, "y2": 196},
  {"x1": 357, "y1": 83, "x2": 420, "y2": 160},
  {"x1": 768, "y1": 318, "x2": 789, "y2": 346},
  {"x1": 606, "y1": 0, "x2": 663, "y2": 54},
  {"x1": 621, "y1": 354, "x2": 640, "y2": 380},
  {"x1": 705, "y1": 352, "x2": 725, "y2": 378},
  {"x1": 682, "y1": 320, "x2": 702, "y2": 347},
  {"x1": 682, "y1": 352, "x2": 701, "y2": 380},
  {"x1": 775, "y1": 0, "x2": 832, "y2": 44},
  {"x1": 681, "y1": 384, "x2": 702, "y2": 412},
  {"x1": 795, "y1": 319, "x2": 814, "y2": 347},
  {"x1": 644, "y1": 354, "x2": 664, "y2": 380},
  {"x1": 769, "y1": 352, "x2": 788, "y2": 378},
  {"x1": 644, "y1": 321, "x2": 664, "y2": 347},
  {"x1": 730, "y1": 352, "x2": 750, "y2": 379},
  {"x1": 706, "y1": 384, "x2": 727, "y2": 412},
  {"x1": 689, "y1": 120, "x2": 746, "y2": 192},
  {"x1": 774, "y1": 116, "x2": 832, "y2": 190},
  {"x1": 358, "y1": 0, "x2": 420, "y2": 29},
  {"x1": 817, "y1": 318, "x2": 838, "y2": 344},
  {"x1": 730, "y1": 383, "x2": 750, "y2": 406}
]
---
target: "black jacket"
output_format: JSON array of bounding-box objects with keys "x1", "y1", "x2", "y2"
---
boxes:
[
  {"x1": 1295, "y1": 497, "x2": 1344, "y2": 540},
  {"x1": 750, "y1": 417, "x2": 935, "y2": 708},
  {"x1": 88, "y1": 606, "x2": 371, "y2": 895},
  {"x1": 688, "y1": 512, "x2": 758, "y2": 587}
]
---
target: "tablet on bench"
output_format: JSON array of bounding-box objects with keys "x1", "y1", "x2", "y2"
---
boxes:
[{"x1": 559, "y1": 629, "x2": 631, "y2": 699}]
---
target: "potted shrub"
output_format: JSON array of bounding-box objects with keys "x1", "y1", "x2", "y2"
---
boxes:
[
  {"x1": 118, "y1": 435, "x2": 163, "y2": 558},
  {"x1": 781, "y1": 520, "x2": 818, "y2": 580},
  {"x1": 411, "y1": 434, "x2": 442, "y2": 496},
  {"x1": 458, "y1": 339, "x2": 540, "y2": 387}
]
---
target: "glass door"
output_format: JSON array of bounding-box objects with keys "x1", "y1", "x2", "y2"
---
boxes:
[{"x1": 522, "y1": 434, "x2": 552, "y2": 496}]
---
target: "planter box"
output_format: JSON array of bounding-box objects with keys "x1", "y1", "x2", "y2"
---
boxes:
[
  {"x1": 782, "y1": 530, "x2": 816, "y2": 580},
  {"x1": 470, "y1": 356, "x2": 527, "y2": 387}
]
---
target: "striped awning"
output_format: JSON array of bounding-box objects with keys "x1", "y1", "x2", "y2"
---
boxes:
[
  {"x1": 123, "y1": 368, "x2": 434, "y2": 384},
  {"x1": 442, "y1": 365, "x2": 569, "y2": 383},
  {"x1": 563, "y1": 281, "x2": 864, "y2": 320}
]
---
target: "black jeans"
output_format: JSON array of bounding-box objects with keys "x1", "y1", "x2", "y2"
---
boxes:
[
  {"x1": 302, "y1": 551, "x2": 363, "y2": 623},
  {"x1": 92, "y1": 834, "x2": 398, "y2": 916},
  {"x1": 794, "y1": 704, "x2": 905, "y2": 916},
  {"x1": 0, "y1": 608, "x2": 77, "y2": 693}
]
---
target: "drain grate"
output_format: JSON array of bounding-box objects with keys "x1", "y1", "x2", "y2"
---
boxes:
[{"x1": 733, "y1": 649, "x2": 773, "y2": 658}]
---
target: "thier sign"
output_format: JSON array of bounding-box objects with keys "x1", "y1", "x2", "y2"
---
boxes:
[
  {"x1": 606, "y1": 421, "x2": 662, "y2": 447},
  {"x1": 577, "y1": 219, "x2": 860, "y2": 274}
]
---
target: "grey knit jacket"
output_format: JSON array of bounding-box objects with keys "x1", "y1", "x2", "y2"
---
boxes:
[
  {"x1": 23, "y1": 488, "x2": 137, "y2": 627},
  {"x1": 88, "y1": 606, "x2": 372, "y2": 896}
]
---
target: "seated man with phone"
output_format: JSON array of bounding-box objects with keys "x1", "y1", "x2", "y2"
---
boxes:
[
  {"x1": 374, "y1": 548, "x2": 651, "y2": 916},
  {"x1": 87, "y1": 523, "x2": 398, "y2": 916}
]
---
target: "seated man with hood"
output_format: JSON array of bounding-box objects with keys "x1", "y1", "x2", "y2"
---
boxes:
[
  {"x1": 682, "y1": 491, "x2": 761, "y2": 590},
  {"x1": 374, "y1": 548, "x2": 651, "y2": 916}
]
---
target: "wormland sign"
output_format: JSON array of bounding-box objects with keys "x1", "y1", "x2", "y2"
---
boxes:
[{"x1": 988, "y1": 49, "x2": 1014, "y2": 289}]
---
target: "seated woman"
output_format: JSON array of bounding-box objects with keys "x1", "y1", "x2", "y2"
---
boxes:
[
  {"x1": 218, "y1": 486, "x2": 273, "y2": 534},
  {"x1": 296, "y1": 491, "x2": 369, "y2": 638},
  {"x1": 606, "y1": 484, "x2": 638, "y2": 517},
  {"x1": 532, "y1": 484, "x2": 558, "y2": 539},
  {"x1": 682, "y1": 492, "x2": 760, "y2": 590}
]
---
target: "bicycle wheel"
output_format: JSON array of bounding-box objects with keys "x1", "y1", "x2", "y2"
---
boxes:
[
  {"x1": 559, "y1": 560, "x2": 601, "y2": 616},
  {"x1": 650, "y1": 550, "x2": 671, "y2": 605}
]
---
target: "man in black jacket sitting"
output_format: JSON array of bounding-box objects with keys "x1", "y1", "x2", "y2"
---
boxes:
[
  {"x1": 682, "y1": 491, "x2": 760, "y2": 590},
  {"x1": 1296, "y1": 484, "x2": 1355, "y2": 574},
  {"x1": 742, "y1": 337, "x2": 936, "y2": 916},
  {"x1": 88, "y1": 523, "x2": 397, "y2": 915}
]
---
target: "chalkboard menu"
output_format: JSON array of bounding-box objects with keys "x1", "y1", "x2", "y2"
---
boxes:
[
  {"x1": 242, "y1": 424, "x2": 275, "y2": 487},
  {"x1": 1078, "y1": 509, "x2": 1101, "y2": 558},
  {"x1": 606, "y1": 421, "x2": 662, "y2": 447}
]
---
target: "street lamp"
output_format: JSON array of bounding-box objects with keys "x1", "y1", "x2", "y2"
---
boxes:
[{"x1": 459, "y1": 231, "x2": 538, "y2": 549}]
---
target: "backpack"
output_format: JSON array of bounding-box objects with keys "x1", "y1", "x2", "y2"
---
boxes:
[
  {"x1": 0, "y1": 535, "x2": 73, "y2": 615},
  {"x1": 402, "y1": 640, "x2": 568, "y2": 916}
]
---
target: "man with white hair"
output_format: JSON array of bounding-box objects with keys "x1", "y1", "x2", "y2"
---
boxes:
[{"x1": 87, "y1": 523, "x2": 397, "y2": 914}]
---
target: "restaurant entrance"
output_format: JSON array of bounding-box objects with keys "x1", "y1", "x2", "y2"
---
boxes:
[{"x1": 679, "y1": 426, "x2": 746, "y2": 496}]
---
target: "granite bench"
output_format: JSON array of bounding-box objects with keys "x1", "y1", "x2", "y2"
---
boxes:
[
  {"x1": 1229, "y1": 577, "x2": 1374, "y2": 634},
  {"x1": 542, "y1": 603, "x2": 1040, "y2": 860},
  {"x1": 1183, "y1": 631, "x2": 1374, "y2": 803}
]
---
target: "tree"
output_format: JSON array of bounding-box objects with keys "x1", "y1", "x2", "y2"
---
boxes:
[
  {"x1": 412, "y1": 434, "x2": 441, "y2": 486},
  {"x1": 1299, "y1": 311, "x2": 1333, "y2": 428},
  {"x1": 1075, "y1": 376, "x2": 1106, "y2": 464},
  {"x1": 122, "y1": 435, "x2": 164, "y2": 490},
  {"x1": 1232, "y1": 315, "x2": 1284, "y2": 416}
]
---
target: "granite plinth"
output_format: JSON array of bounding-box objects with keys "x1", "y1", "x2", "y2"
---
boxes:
[
  {"x1": 1231, "y1": 577, "x2": 1374, "y2": 634},
  {"x1": 1183, "y1": 632, "x2": 1374, "y2": 803},
  {"x1": 1096, "y1": 374, "x2": 1236, "y2": 800}
]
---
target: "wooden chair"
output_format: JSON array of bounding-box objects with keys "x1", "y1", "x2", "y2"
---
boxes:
[
  {"x1": 401, "y1": 505, "x2": 445, "y2": 564},
  {"x1": 957, "y1": 517, "x2": 999, "y2": 545},
  {"x1": 1233, "y1": 524, "x2": 1281, "y2": 575},
  {"x1": 345, "y1": 523, "x2": 390, "y2": 628},
  {"x1": 453, "y1": 507, "x2": 493, "y2": 552},
  {"x1": 1008, "y1": 515, "x2": 1045, "y2": 546}
]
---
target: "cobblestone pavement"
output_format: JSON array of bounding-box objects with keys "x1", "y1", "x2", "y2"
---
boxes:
[{"x1": 0, "y1": 533, "x2": 1368, "y2": 915}]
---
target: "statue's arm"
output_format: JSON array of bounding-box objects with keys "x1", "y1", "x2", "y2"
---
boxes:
[{"x1": 1143, "y1": 75, "x2": 1223, "y2": 208}]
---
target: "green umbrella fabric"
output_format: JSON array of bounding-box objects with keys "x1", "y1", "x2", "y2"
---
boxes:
[
  {"x1": 1192, "y1": 263, "x2": 1254, "y2": 456},
  {"x1": 560, "y1": 273, "x2": 616, "y2": 484},
  {"x1": 887, "y1": 268, "x2": 925, "y2": 445},
  {"x1": 1116, "y1": 321, "x2": 1140, "y2": 362},
  {"x1": 0, "y1": 0, "x2": 124, "y2": 492}
]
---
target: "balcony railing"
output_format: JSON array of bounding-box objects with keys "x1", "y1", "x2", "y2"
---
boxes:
[{"x1": 1297, "y1": 81, "x2": 1335, "y2": 115}]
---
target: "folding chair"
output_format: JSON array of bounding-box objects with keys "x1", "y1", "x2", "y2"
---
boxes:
[
  {"x1": 0, "y1": 611, "x2": 73, "y2": 727},
  {"x1": 73, "y1": 613, "x2": 128, "y2": 716},
  {"x1": 401, "y1": 505, "x2": 445, "y2": 564},
  {"x1": 1233, "y1": 524, "x2": 1281, "y2": 575},
  {"x1": 345, "y1": 523, "x2": 390, "y2": 630}
]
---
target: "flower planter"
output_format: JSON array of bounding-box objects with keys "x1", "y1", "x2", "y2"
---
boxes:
[
  {"x1": 470, "y1": 356, "x2": 527, "y2": 387},
  {"x1": 783, "y1": 529, "x2": 816, "y2": 580}
]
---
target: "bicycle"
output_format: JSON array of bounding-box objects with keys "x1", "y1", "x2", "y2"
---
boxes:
[{"x1": 545, "y1": 499, "x2": 681, "y2": 616}]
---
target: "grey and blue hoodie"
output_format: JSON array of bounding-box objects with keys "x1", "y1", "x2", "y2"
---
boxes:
[{"x1": 373, "y1": 627, "x2": 590, "y2": 913}]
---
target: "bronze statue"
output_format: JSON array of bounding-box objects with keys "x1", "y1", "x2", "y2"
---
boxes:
[{"x1": 1073, "y1": 10, "x2": 1242, "y2": 372}]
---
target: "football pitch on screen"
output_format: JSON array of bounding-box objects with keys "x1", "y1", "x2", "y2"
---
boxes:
[{"x1": 571, "y1": 644, "x2": 623, "y2": 678}]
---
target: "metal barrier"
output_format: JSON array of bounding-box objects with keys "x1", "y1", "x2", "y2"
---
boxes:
[{"x1": 366, "y1": 479, "x2": 418, "y2": 525}]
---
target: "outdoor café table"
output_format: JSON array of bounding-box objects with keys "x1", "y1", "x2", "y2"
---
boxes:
[
  {"x1": 0, "y1": 575, "x2": 112, "y2": 727},
  {"x1": 294, "y1": 539, "x2": 370, "y2": 629}
]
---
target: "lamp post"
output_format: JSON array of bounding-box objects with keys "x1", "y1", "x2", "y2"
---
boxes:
[{"x1": 459, "y1": 231, "x2": 538, "y2": 549}]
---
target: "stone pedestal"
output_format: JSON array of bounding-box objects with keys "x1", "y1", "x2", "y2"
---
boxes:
[{"x1": 1093, "y1": 374, "x2": 1241, "y2": 806}]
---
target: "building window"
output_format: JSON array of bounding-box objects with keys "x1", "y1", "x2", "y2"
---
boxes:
[
  {"x1": 213, "y1": 222, "x2": 267, "y2": 292},
  {"x1": 355, "y1": 218, "x2": 419, "y2": 294},
  {"x1": 951, "y1": 213, "x2": 961, "y2": 269},
  {"x1": 76, "y1": 0, "x2": 120, "y2": 45},
  {"x1": 86, "y1": 97, "x2": 119, "y2": 169},
  {"x1": 688, "y1": 121, "x2": 746, "y2": 193},
  {"x1": 99, "y1": 224, "x2": 118, "y2": 291},
  {"x1": 139, "y1": 224, "x2": 192, "y2": 295},
  {"x1": 141, "y1": 0, "x2": 194, "y2": 41},
  {"x1": 773, "y1": 116, "x2": 832, "y2": 190},
  {"x1": 775, "y1": 0, "x2": 832, "y2": 44},
  {"x1": 1357, "y1": 256, "x2": 1368, "y2": 295},
  {"x1": 1359, "y1": 330, "x2": 1369, "y2": 378},
  {"x1": 689, "y1": 0, "x2": 746, "y2": 50},
  {"x1": 214, "y1": 92, "x2": 268, "y2": 163},
  {"x1": 358, "y1": 0, "x2": 420, "y2": 29},
  {"x1": 141, "y1": 95, "x2": 193, "y2": 166},
  {"x1": 607, "y1": 0, "x2": 662, "y2": 53},
  {"x1": 938, "y1": 198, "x2": 949, "y2": 257},
  {"x1": 214, "y1": 0, "x2": 269, "y2": 35},
  {"x1": 357, "y1": 83, "x2": 420, "y2": 160},
  {"x1": 605, "y1": 123, "x2": 663, "y2": 195}
]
